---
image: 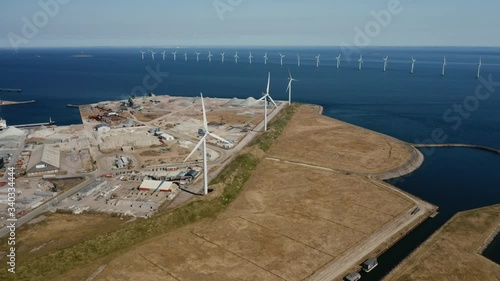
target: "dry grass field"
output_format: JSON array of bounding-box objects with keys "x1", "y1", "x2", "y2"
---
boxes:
[
  {"x1": 0, "y1": 213, "x2": 128, "y2": 265},
  {"x1": 90, "y1": 160, "x2": 413, "y2": 281},
  {"x1": 384, "y1": 204, "x2": 500, "y2": 281},
  {"x1": 74, "y1": 105, "x2": 420, "y2": 281},
  {"x1": 268, "y1": 106, "x2": 412, "y2": 174}
]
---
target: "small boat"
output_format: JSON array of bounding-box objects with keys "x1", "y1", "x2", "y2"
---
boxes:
[{"x1": 362, "y1": 257, "x2": 378, "y2": 272}]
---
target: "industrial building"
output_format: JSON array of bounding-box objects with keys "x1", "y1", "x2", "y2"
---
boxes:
[
  {"x1": 95, "y1": 123, "x2": 111, "y2": 133},
  {"x1": 138, "y1": 179, "x2": 177, "y2": 192},
  {"x1": 26, "y1": 145, "x2": 61, "y2": 176},
  {"x1": 158, "y1": 133, "x2": 174, "y2": 141},
  {"x1": 115, "y1": 156, "x2": 130, "y2": 169}
]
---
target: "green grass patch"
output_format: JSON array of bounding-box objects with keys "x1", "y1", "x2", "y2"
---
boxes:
[
  {"x1": 0, "y1": 105, "x2": 298, "y2": 281},
  {"x1": 252, "y1": 103, "x2": 299, "y2": 151}
]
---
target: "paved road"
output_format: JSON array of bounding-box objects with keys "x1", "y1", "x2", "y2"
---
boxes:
[{"x1": 0, "y1": 175, "x2": 94, "y2": 238}]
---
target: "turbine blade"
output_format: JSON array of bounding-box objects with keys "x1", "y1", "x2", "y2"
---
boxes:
[
  {"x1": 256, "y1": 96, "x2": 266, "y2": 102},
  {"x1": 266, "y1": 72, "x2": 271, "y2": 94},
  {"x1": 208, "y1": 132, "x2": 230, "y2": 144},
  {"x1": 184, "y1": 136, "x2": 206, "y2": 162},
  {"x1": 200, "y1": 92, "x2": 208, "y2": 131},
  {"x1": 267, "y1": 95, "x2": 278, "y2": 107}
]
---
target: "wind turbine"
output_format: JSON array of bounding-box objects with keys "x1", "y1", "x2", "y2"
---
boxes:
[
  {"x1": 161, "y1": 51, "x2": 166, "y2": 61},
  {"x1": 140, "y1": 51, "x2": 145, "y2": 60},
  {"x1": 195, "y1": 52, "x2": 201, "y2": 62},
  {"x1": 149, "y1": 50, "x2": 157, "y2": 60},
  {"x1": 315, "y1": 54, "x2": 321, "y2": 68},
  {"x1": 383, "y1": 56, "x2": 388, "y2": 72},
  {"x1": 286, "y1": 68, "x2": 298, "y2": 105},
  {"x1": 335, "y1": 54, "x2": 341, "y2": 69},
  {"x1": 221, "y1": 52, "x2": 225, "y2": 63},
  {"x1": 256, "y1": 72, "x2": 278, "y2": 132},
  {"x1": 358, "y1": 53, "x2": 363, "y2": 70},
  {"x1": 234, "y1": 51, "x2": 239, "y2": 64},
  {"x1": 172, "y1": 51, "x2": 177, "y2": 61},
  {"x1": 264, "y1": 52, "x2": 269, "y2": 65},
  {"x1": 477, "y1": 57, "x2": 482, "y2": 79},
  {"x1": 297, "y1": 55, "x2": 301, "y2": 67},
  {"x1": 411, "y1": 57, "x2": 416, "y2": 74},
  {"x1": 184, "y1": 52, "x2": 188, "y2": 61},
  {"x1": 184, "y1": 93, "x2": 230, "y2": 195},
  {"x1": 279, "y1": 53, "x2": 285, "y2": 66},
  {"x1": 442, "y1": 56, "x2": 447, "y2": 76},
  {"x1": 249, "y1": 52, "x2": 253, "y2": 64},
  {"x1": 208, "y1": 51, "x2": 213, "y2": 63}
]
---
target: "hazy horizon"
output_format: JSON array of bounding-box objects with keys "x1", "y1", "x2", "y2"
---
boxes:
[{"x1": 2, "y1": 1, "x2": 500, "y2": 49}]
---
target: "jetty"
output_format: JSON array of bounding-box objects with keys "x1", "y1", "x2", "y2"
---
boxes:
[
  {"x1": 66, "y1": 104, "x2": 81, "y2": 108},
  {"x1": 0, "y1": 100, "x2": 36, "y2": 106},
  {"x1": 413, "y1": 143, "x2": 500, "y2": 155},
  {"x1": 15, "y1": 118, "x2": 55, "y2": 128},
  {"x1": 0, "y1": 88, "x2": 22, "y2": 92}
]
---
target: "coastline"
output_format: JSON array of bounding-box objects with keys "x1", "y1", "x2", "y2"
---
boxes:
[
  {"x1": 313, "y1": 104, "x2": 424, "y2": 180},
  {"x1": 306, "y1": 104, "x2": 436, "y2": 280}
]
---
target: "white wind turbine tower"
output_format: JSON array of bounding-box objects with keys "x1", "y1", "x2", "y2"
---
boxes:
[
  {"x1": 195, "y1": 52, "x2": 201, "y2": 62},
  {"x1": 221, "y1": 52, "x2": 225, "y2": 63},
  {"x1": 297, "y1": 55, "x2": 301, "y2": 67},
  {"x1": 256, "y1": 72, "x2": 278, "y2": 132},
  {"x1": 140, "y1": 51, "x2": 145, "y2": 60},
  {"x1": 286, "y1": 68, "x2": 298, "y2": 105},
  {"x1": 184, "y1": 52, "x2": 188, "y2": 61},
  {"x1": 264, "y1": 52, "x2": 269, "y2": 65},
  {"x1": 358, "y1": 53, "x2": 363, "y2": 70},
  {"x1": 184, "y1": 93, "x2": 230, "y2": 195},
  {"x1": 383, "y1": 56, "x2": 388, "y2": 72},
  {"x1": 208, "y1": 51, "x2": 213, "y2": 63},
  {"x1": 249, "y1": 52, "x2": 253, "y2": 64},
  {"x1": 477, "y1": 57, "x2": 482, "y2": 79},
  {"x1": 335, "y1": 54, "x2": 341, "y2": 69},
  {"x1": 172, "y1": 51, "x2": 177, "y2": 61},
  {"x1": 234, "y1": 51, "x2": 239, "y2": 64},
  {"x1": 315, "y1": 54, "x2": 321, "y2": 68},
  {"x1": 149, "y1": 50, "x2": 157, "y2": 60},
  {"x1": 161, "y1": 51, "x2": 166, "y2": 61},
  {"x1": 411, "y1": 57, "x2": 416, "y2": 74},
  {"x1": 442, "y1": 56, "x2": 447, "y2": 76},
  {"x1": 279, "y1": 53, "x2": 286, "y2": 66}
]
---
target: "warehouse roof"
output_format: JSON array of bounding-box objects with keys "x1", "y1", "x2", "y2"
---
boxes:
[{"x1": 27, "y1": 145, "x2": 60, "y2": 171}]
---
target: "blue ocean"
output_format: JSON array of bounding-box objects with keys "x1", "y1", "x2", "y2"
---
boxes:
[{"x1": 1, "y1": 47, "x2": 499, "y2": 279}]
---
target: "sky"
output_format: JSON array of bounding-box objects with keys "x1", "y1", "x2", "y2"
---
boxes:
[{"x1": 1, "y1": 0, "x2": 500, "y2": 48}]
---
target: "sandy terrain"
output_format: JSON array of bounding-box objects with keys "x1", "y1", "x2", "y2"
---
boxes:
[{"x1": 384, "y1": 204, "x2": 500, "y2": 281}]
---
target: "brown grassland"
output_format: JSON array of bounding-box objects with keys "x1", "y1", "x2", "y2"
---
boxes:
[{"x1": 1, "y1": 104, "x2": 425, "y2": 281}]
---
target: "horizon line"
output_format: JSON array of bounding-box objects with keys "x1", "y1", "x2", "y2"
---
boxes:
[{"x1": 2, "y1": 45, "x2": 500, "y2": 50}]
